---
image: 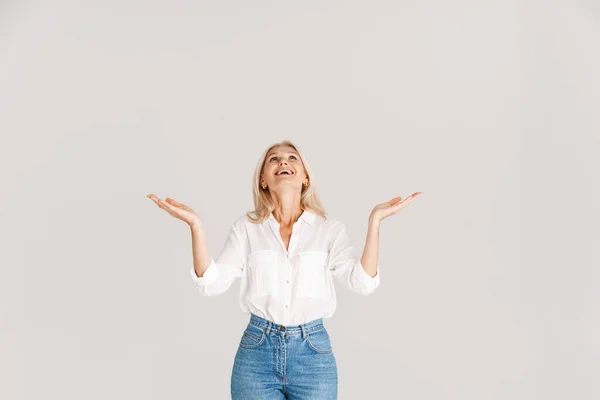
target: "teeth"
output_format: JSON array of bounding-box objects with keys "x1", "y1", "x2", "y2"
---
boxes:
[{"x1": 276, "y1": 169, "x2": 293, "y2": 175}]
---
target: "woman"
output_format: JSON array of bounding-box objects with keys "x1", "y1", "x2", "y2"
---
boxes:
[{"x1": 147, "y1": 140, "x2": 422, "y2": 399}]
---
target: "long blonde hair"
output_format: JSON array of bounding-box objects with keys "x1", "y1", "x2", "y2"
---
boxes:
[{"x1": 246, "y1": 140, "x2": 327, "y2": 224}]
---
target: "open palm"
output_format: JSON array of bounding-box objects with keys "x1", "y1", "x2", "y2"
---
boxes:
[
  {"x1": 371, "y1": 192, "x2": 423, "y2": 223},
  {"x1": 147, "y1": 193, "x2": 200, "y2": 227}
]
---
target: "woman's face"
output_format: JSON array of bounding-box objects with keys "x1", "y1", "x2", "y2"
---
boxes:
[{"x1": 260, "y1": 145, "x2": 308, "y2": 193}]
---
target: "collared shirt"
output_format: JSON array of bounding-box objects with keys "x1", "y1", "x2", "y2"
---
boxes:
[{"x1": 190, "y1": 209, "x2": 381, "y2": 325}]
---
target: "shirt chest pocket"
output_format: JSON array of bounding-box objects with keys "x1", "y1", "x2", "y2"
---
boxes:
[
  {"x1": 296, "y1": 250, "x2": 330, "y2": 299},
  {"x1": 248, "y1": 250, "x2": 280, "y2": 297}
]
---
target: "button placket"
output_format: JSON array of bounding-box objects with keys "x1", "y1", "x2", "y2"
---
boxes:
[
  {"x1": 285, "y1": 256, "x2": 291, "y2": 284},
  {"x1": 284, "y1": 255, "x2": 292, "y2": 311}
]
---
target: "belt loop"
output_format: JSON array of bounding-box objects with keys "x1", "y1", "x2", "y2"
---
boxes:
[
  {"x1": 266, "y1": 321, "x2": 272, "y2": 336},
  {"x1": 301, "y1": 323, "x2": 306, "y2": 339}
]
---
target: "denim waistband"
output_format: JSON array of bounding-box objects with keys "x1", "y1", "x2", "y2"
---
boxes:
[{"x1": 248, "y1": 313, "x2": 325, "y2": 337}]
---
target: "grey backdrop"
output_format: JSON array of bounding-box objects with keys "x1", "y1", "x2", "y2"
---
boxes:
[{"x1": 1, "y1": 0, "x2": 598, "y2": 399}]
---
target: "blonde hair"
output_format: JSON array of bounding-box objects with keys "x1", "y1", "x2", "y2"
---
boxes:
[{"x1": 246, "y1": 140, "x2": 327, "y2": 224}]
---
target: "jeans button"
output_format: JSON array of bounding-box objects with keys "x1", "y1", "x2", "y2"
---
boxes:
[{"x1": 279, "y1": 326, "x2": 285, "y2": 331}]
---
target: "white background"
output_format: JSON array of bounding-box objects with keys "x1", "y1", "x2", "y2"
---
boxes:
[{"x1": 1, "y1": 0, "x2": 598, "y2": 398}]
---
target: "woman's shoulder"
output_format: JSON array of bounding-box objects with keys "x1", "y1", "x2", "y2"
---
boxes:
[
  {"x1": 232, "y1": 213, "x2": 251, "y2": 228},
  {"x1": 320, "y1": 214, "x2": 345, "y2": 231},
  {"x1": 230, "y1": 212, "x2": 264, "y2": 231}
]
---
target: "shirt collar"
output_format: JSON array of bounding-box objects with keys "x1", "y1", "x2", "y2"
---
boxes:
[{"x1": 267, "y1": 209, "x2": 316, "y2": 227}]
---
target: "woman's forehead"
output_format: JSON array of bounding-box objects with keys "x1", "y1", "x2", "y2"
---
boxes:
[{"x1": 266, "y1": 146, "x2": 299, "y2": 157}]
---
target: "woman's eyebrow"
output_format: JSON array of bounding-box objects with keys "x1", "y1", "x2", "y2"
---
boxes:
[{"x1": 267, "y1": 152, "x2": 299, "y2": 158}]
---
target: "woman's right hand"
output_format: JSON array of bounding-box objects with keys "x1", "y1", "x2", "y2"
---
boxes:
[{"x1": 147, "y1": 194, "x2": 201, "y2": 227}]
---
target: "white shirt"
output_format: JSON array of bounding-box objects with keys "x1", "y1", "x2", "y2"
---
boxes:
[{"x1": 190, "y1": 209, "x2": 381, "y2": 325}]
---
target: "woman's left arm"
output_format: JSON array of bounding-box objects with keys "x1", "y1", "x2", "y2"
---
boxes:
[
  {"x1": 361, "y1": 192, "x2": 424, "y2": 277},
  {"x1": 359, "y1": 216, "x2": 381, "y2": 278}
]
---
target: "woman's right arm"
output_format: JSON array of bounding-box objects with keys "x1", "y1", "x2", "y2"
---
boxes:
[
  {"x1": 188, "y1": 222, "x2": 245, "y2": 296},
  {"x1": 147, "y1": 193, "x2": 211, "y2": 278},
  {"x1": 148, "y1": 194, "x2": 245, "y2": 296}
]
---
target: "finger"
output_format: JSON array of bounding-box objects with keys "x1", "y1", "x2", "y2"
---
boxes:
[
  {"x1": 157, "y1": 198, "x2": 175, "y2": 211},
  {"x1": 166, "y1": 197, "x2": 193, "y2": 212},
  {"x1": 156, "y1": 199, "x2": 168, "y2": 210},
  {"x1": 392, "y1": 197, "x2": 411, "y2": 209},
  {"x1": 158, "y1": 200, "x2": 188, "y2": 221},
  {"x1": 177, "y1": 202, "x2": 193, "y2": 212},
  {"x1": 396, "y1": 198, "x2": 415, "y2": 209},
  {"x1": 403, "y1": 193, "x2": 420, "y2": 201},
  {"x1": 158, "y1": 198, "x2": 172, "y2": 207},
  {"x1": 147, "y1": 194, "x2": 163, "y2": 204},
  {"x1": 165, "y1": 198, "x2": 181, "y2": 207},
  {"x1": 388, "y1": 197, "x2": 402, "y2": 205}
]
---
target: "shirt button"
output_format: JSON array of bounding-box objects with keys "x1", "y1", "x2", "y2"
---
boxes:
[
  {"x1": 285, "y1": 305, "x2": 288, "y2": 308},
  {"x1": 286, "y1": 280, "x2": 289, "y2": 283}
]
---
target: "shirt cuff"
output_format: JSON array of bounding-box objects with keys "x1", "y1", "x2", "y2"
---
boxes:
[
  {"x1": 355, "y1": 259, "x2": 380, "y2": 287},
  {"x1": 190, "y1": 257, "x2": 218, "y2": 286}
]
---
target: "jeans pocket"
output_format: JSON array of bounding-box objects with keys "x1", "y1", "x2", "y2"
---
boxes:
[
  {"x1": 239, "y1": 323, "x2": 266, "y2": 350},
  {"x1": 306, "y1": 327, "x2": 333, "y2": 354}
]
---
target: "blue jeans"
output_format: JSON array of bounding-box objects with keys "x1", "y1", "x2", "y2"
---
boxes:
[{"x1": 231, "y1": 313, "x2": 338, "y2": 399}]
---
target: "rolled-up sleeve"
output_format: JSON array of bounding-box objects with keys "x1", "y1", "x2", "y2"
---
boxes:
[
  {"x1": 190, "y1": 222, "x2": 245, "y2": 296},
  {"x1": 328, "y1": 224, "x2": 380, "y2": 296}
]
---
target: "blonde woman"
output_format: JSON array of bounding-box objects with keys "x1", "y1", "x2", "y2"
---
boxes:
[{"x1": 147, "y1": 140, "x2": 422, "y2": 399}]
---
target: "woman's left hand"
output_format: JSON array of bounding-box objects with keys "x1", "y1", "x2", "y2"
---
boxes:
[{"x1": 370, "y1": 192, "x2": 423, "y2": 223}]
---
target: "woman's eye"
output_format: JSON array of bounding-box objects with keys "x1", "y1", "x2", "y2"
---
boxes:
[{"x1": 270, "y1": 155, "x2": 296, "y2": 161}]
